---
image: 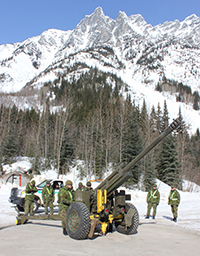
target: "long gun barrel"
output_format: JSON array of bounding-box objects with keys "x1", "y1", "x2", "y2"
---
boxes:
[{"x1": 95, "y1": 117, "x2": 181, "y2": 197}]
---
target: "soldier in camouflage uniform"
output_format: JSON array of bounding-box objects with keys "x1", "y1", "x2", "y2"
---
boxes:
[
  {"x1": 58, "y1": 180, "x2": 74, "y2": 235},
  {"x1": 25, "y1": 180, "x2": 38, "y2": 216},
  {"x1": 168, "y1": 186, "x2": 180, "y2": 222},
  {"x1": 145, "y1": 184, "x2": 160, "y2": 219},
  {"x1": 42, "y1": 180, "x2": 55, "y2": 215},
  {"x1": 85, "y1": 181, "x2": 94, "y2": 195},
  {"x1": 76, "y1": 182, "x2": 86, "y2": 191}
]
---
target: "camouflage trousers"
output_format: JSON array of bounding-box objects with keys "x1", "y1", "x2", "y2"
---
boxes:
[
  {"x1": 170, "y1": 205, "x2": 178, "y2": 218},
  {"x1": 44, "y1": 200, "x2": 54, "y2": 215},
  {"x1": 25, "y1": 199, "x2": 34, "y2": 215},
  {"x1": 147, "y1": 203, "x2": 158, "y2": 217},
  {"x1": 59, "y1": 205, "x2": 69, "y2": 229}
]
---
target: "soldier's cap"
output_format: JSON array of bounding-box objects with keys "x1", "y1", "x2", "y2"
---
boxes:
[
  {"x1": 86, "y1": 181, "x2": 91, "y2": 186},
  {"x1": 66, "y1": 180, "x2": 73, "y2": 186},
  {"x1": 79, "y1": 182, "x2": 83, "y2": 187},
  {"x1": 46, "y1": 181, "x2": 50, "y2": 185},
  {"x1": 153, "y1": 184, "x2": 157, "y2": 188},
  {"x1": 31, "y1": 180, "x2": 35, "y2": 185}
]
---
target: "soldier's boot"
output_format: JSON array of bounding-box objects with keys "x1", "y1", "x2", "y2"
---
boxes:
[
  {"x1": 153, "y1": 216, "x2": 155, "y2": 219},
  {"x1": 173, "y1": 217, "x2": 177, "y2": 222},
  {"x1": 145, "y1": 215, "x2": 149, "y2": 219},
  {"x1": 63, "y1": 228, "x2": 68, "y2": 235}
]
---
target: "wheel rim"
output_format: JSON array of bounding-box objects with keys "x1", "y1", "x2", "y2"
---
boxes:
[{"x1": 68, "y1": 210, "x2": 80, "y2": 232}]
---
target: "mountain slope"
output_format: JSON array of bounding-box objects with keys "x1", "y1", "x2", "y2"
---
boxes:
[{"x1": 0, "y1": 7, "x2": 200, "y2": 133}]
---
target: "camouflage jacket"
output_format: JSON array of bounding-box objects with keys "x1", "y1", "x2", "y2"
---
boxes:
[
  {"x1": 146, "y1": 188, "x2": 160, "y2": 204},
  {"x1": 58, "y1": 186, "x2": 73, "y2": 208},
  {"x1": 76, "y1": 186, "x2": 86, "y2": 192},
  {"x1": 25, "y1": 182, "x2": 38, "y2": 201},
  {"x1": 42, "y1": 185, "x2": 55, "y2": 202},
  {"x1": 168, "y1": 189, "x2": 180, "y2": 206},
  {"x1": 86, "y1": 187, "x2": 94, "y2": 195}
]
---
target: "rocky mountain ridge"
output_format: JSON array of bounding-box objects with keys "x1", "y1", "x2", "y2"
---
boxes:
[{"x1": 0, "y1": 7, "x2": 200, "y2": 133}]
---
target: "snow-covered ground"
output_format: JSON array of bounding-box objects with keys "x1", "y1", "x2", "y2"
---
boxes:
[{"x1": 0, "y1": 158, "x2": 200, "y2": 233}]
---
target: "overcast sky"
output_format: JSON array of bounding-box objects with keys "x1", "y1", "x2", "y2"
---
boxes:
[{"x1": 1, "y1": 0, "x2": 200, "y2": 45}]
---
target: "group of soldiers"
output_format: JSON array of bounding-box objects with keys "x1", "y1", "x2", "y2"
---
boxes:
[
  {"x1": 24, "y1": 179, "x2": 180, "y2": 236},
  {"x1": 24, "y1": 179, "x2": 94, "y2": 235},
  {"x1": 145, "y1": 184, "x2": 180, "y2": 222}
]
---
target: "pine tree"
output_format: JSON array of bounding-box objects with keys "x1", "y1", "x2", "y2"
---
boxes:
[
  {"x1": 143, "y1": 153, "x2": 156, "y2": 191},
  {"x1": 122, "y1": 95, "x2": 143, "y2": 184},
  {"x1": 60, "y1": 126, "x2": 74, "y2": 174},
  {"x1": 140, "y1": 99, "x2": 148, "y2": 136},
  {"x1": 141, "y1": 104, "x2": 158, "y2": 190},
  {"x1": 156, "y1": 102, "x2": 162, "y2": 133},
  {"x1": 155, "y1": 101, "x2": 181, "y2": 187},
  {"x1": 150, "y1": 105, "x2": 157, "y2": 132},
  {"x1": 161, "y1": 100, "x2": 169, "y2": 131},
  {"x1": 176, "y1": 107, "x2": 189, "y2": 182},
  {"x1": 2, "y1": 126, "x2": 18, "y2": 164},
  {"x1": 156, "y1": 134, "x2": 181, "y2": 187}
]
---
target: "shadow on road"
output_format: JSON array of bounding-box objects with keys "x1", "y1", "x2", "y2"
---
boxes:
[
  {"x1": 26, "y1": 221, "x2": 61, "y2": 228},
  {"x1": 0, "y1": 224, "x2": 15, "y2": 230},
  {"x1": 163, "y1": 215, "x2": 173, "y2": 220},
  {"x1": 139, "y1": 221, "x2": 156, "y2": 226}
]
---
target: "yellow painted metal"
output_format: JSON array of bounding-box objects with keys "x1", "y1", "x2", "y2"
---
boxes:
[
  {"x1": 97, "y1": 190, "x2": 103, "y2": 213},
  {"x1": 96, "y1": 189, "x2": 111, "y2": 234},
  {"x1": 97, "y1": 189, "x2": 107, "y2": 213},
  {"x1": 113, "y1": 214, "x2": 123, "y2": 219},
  {"x1": 90, "y1": 214, "x2": 100, "y2": 220},
  {"x1": 108, "y1": 214, "x2": 114, "y2": 223},
  {"x1": 103, "y1": 189, "x2": 107, "y2": 204},
  {"x1": 100, "y1": 222, "x2": 108, "y2": 235},
  {"x1": 90, "y1": 215, "x2": 94, "y2": 220}
]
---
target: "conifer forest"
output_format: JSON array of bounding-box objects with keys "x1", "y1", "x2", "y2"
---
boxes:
[{"x1": 0, "y1": 70, "x2": 200, "y2": 190}]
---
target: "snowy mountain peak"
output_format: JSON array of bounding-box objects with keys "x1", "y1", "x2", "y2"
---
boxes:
[
  {"x1": 0, "y1": 8, "x2": 200, "y2": 133},
  {"x1": 129, "y1": 14, "x2": 147, "y2": 25},
  {"x1": 116, "y1": 10, "x2": 128, "y2": 21},
  {"x1": 184, "y1": 14, "x2": 199, "y2": 23},
  {"x1": 83, "y1": 6, "x2": 107, "y2": 25},
  {"x1": 92, "y1": 6, "x2": 105, "y2": 17}
]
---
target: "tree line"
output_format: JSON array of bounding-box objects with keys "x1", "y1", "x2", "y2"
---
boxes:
[{"x1": 0, "y1": 69, "x2": 200, "y2": 190}]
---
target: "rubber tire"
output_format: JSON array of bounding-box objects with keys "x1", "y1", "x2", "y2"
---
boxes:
[
  {"x1": 115, "y1": 203, "x2": 139, "y2": 235},
  {"x1": 66, "y1": 202, "x2": 91, "y2": 240},
  {"x1": 17, "y1": 204, "x2": 25, "y2": 212}
]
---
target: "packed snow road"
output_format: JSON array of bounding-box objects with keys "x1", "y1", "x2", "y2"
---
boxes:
[{"x1": 0, "y1": 219, "x2": 200, "y2": 256}]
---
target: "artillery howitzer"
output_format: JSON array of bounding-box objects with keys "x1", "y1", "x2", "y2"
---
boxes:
[
  {"x1": 65, "y1": 117, "x2": 181, "y2": 239},
  {"x1": 15, "y1": 117, "x2": 181, "y2": 240}
]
